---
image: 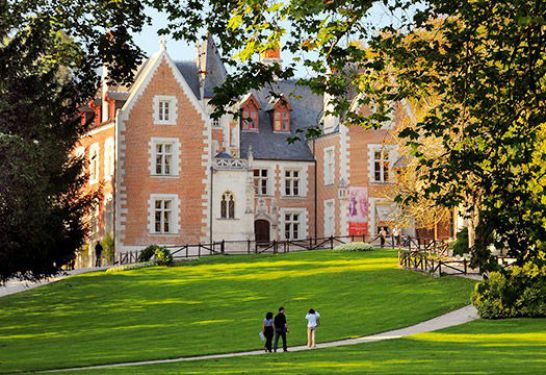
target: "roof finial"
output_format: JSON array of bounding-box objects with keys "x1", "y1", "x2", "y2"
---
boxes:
[{"x1": 159, "y1": 35, "x2": 167, "y2": 52}]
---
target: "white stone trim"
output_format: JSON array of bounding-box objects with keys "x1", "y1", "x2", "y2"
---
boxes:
[
  {"x1": 367, "y1": 144, "x2": 399, "y2": 183},
  {"x1": 148, "y1": 137, "x2": 181, "y2": 176},
  {"x1": 323, "y1": 199, "x2": 335, "y2": 237},
  {"x1": 279, "y1": 162, "x2": 309, "y2": 197},
  {"x1": 82, "y1": 122, "x2": 115, "y2": 137},
  {"x1": 280, "y1": 207, "x2": 308, "y2": 240},
  {"x1": 323, "y1": 145, "x2": 335, "y2": 186},
  {"x1": 148, "y1": 193, "x2": 180, "y2": 235},
  {"x1": 251, "y1": 161, "x2": 275, "y2": 196},
  {"x1": 88, "y1": 142, "x2": 100, "y2": 185},
  {"x1": 153, "y1": 95, "x2": 177, "y2": 125},
  {"x1": 104, "y1": 137, "x2": 114, "y2": 181}
]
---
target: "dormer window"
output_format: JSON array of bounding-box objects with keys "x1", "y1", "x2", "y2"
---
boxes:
[
  {"x1": 271, "y1": 96, "x2": 292, "y2": 132},
  {"x1": 242, "y1": 109, "x2": 259, "y2": 130},
  {"x1": 240, "y1": 94, "x2": 261, "y2": 131}
]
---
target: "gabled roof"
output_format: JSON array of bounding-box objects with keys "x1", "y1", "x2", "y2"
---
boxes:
[{"x1": 240, "y1": 80, "x2": 323, "y2": 162}]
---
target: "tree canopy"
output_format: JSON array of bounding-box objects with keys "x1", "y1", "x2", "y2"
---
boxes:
[
  {"x1": 149, "y1": 0, "x2": 546, "y2": 269},
  {"x1": 0, "y1": 0, "x2": 149, "y2": 282}
]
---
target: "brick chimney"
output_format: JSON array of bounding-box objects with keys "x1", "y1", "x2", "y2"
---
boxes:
[{"x1": 261, "y1": 44, "x2": 282, "y2": 68}]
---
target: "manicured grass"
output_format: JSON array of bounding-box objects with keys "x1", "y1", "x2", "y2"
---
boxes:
[
  {"x1": 0, "y1": 250, "x2": 473, "y2": 373},
  {"x1": 69, "y1": 318, "x2": 546, "y2": 374}
]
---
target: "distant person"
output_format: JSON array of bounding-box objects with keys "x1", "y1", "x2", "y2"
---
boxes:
[
  {"x1": 94, "y1": 241, "x2": 103, "y2": 267},
  {"x1": 273, "y1": 306, "x2": 288, "y2": 352},
  {"x1": 262, "y1": 312, "x2": 274, "y2": 352},
  {"x1": 379, "y1": 227, "x2": 387, "y2": 248},
  {"x1": 305, "y1": 308, "x2": 320, "y2": 348},
  {"x1": 392, "y1": 227, "x2": 401, "y2": 246}
]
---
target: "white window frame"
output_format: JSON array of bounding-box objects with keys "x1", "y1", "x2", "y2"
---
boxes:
[
  {"x1": 149, "y1": 137, "x2": 180, "y2": 177},
  {"x1": 281, "y1": 208, "x2": 307, "y2": 240},
  {"x1": 153, "y1": 95, "x2": 177, "y2": 125},
  {"x1": 88, "y1": 143, "x2": 100, "y2": 184},
  {"x1": 253, "y1": 169, "x2": 270, "y2": 196},
  {"x1": 324, "y1": 199, "x2": 335, "y2": 237},
  {"x1": 104, "y1": 137, "x2": 114, "y2": 181},
  {"x1": 368, "y1": 145, "x2": 397, "y2": 183},
  {"x1": 148, "y1": 194, "x2": 180, "y2": 234},
  {"x1": 284, "y1": 169, "x2": 301, "y2": 197},
  {"x1": 323, "y1": 146, "x2": 335, "y2": 186}
]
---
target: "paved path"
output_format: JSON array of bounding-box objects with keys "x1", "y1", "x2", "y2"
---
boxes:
[
  {"x1": 43, "y1": 305, "x2": 478, "y2": 373},
  {"x1": 0, "y1": 267, "x2": 108, "y2": 298}
]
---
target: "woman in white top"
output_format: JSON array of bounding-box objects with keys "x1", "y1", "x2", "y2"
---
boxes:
[{"x1": 305, "y1": 308, "x2": 320, "y2": 348}]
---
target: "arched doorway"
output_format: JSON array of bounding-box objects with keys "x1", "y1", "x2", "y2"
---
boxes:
[{"x1": 255, "y1": 220, "x2": 270, "y2": 244}]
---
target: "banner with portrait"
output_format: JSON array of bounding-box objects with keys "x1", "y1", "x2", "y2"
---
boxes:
[{"x1": 348, "y1": 187, "x2": 368, "y2": 236}]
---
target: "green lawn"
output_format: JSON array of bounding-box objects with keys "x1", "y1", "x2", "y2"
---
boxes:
[
  {"x1": 68, "y1": 318, "x2": 546, "y2": 374},
  {"x1": 0, "y1": 249, "x2": 474, "y2": 373}
]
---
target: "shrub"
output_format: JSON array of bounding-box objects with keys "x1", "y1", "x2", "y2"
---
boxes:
[
  {"x1": 451, "y1": 227, "x2": 469, "y2": 257},
  {"x1": 100, "y1": 233, "x2": 115, "y2": 265},
  {"x1": 334, "y1": 242, "x2": 374, "y2": 252},
  {"x1": 138, "y1": 245, "x2": 161, "y2": 262},
  {"x1": 472, "y1": 261, "x2": 546, "y2": 319},
  {"x1": 154, "y1": 247, "x2": 173, "y2": 266},
  {"x1": 105, "y1": 261, "x2": 155, "y2": 274}
]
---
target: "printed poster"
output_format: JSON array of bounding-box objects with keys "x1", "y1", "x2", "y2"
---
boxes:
[{"x1": 348, "y1": 187, "x2": 369, "y2": 236}]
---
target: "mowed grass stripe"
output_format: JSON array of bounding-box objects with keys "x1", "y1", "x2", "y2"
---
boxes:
[
  {"x1": 64, "y1": 318, "x2": 546, "y2": 374},
  {"x1": 0, "y1": 250, "x2": 474, "y2": 373}
]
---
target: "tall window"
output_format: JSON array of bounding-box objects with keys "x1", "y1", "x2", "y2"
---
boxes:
[
  {"x1": 242, "y1": 109, "x2": 259, "y2": 130},
  {"x1": 158, "y1": 100, "x2": 170, "y2": 122},
  {"x1": 284, "y1": 169, "x2": 300, "y2": 196},
  {"x1": 284, "y1": 213, "x2": 300, "y2": 240},
  {"x1": 155, "y1": 143, "x2": 173, "y2": 175},
  {"x1": 324, "y1": 147, "x2": 335, "y2": 185},
  {"x1": 154, "y1": 96, "x2": 177, "y2": 125},
  {"x1": 253, "y1": 169, "x2": 269, "y2": 195},
  {"x1": 104, "y1": 138, "x2": 114, "y2": 179},
  {"x1": 154, "y1": 199, "x2": 172, "y2": 233},
  {"x1": 220, "y1": 191, "x2": 235, "y2": 219},
  {"x1": 373, "y1": 150, "x2": 390, "y2": 183},
  {"x1": 273, "y1": 110, "x2": 290, "y2": 132},
  {"x1": 89, "y1": 143, "x2": 99, "y2": 184},
  {"x1": 324, "y1": 200, "x2": 335, "y2": 237}
]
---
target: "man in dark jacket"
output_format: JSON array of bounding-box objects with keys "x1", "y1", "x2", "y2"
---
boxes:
[{"x1": 273, "y1": 306, "x2": 288, "y2": 352}]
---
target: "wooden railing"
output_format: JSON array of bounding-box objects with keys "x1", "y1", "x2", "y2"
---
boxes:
[{"x1": 117, "y1": 235, "x2": 371, "y2": 265}]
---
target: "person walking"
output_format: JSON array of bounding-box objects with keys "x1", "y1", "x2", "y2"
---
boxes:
[
  {"x1": 94, "y1": 241, "x2": 103, "y2": 267},
  {"x1": 273, "y1": 306, "x2": 288, "y2": 352},
  {"x1": 305, "y1": 308, "x2": 320, "y2": 348},
  {"x1": 262, "y1": 312, "x2": 274, "y2": 352},
  {"x1": 392, "y1": 227, "x2": 401, "y2": 247},
  {"x1": 379, "y1": 227, "x2": 387, "y2": 248}
]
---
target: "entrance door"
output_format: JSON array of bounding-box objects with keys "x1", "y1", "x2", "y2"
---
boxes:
[{"x1": 255, "y1": 220, "x2": 270, "y2": 244}]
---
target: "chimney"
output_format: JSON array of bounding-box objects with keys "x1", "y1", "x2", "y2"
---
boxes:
[{"x1": 261, "y1": 43, "x2": 282, "y2": 69}]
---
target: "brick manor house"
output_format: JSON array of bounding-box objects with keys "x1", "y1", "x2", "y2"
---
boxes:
[{"x1": 77, "y1": 37, "x2": 454, "y2": 254}]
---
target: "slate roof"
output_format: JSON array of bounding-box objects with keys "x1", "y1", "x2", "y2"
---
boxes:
[
  {"x1": 174, "y1": 61, "x2": 201, "y2": 100},
  {"x1": 240, "y1": 80, "x2": 324, "y2": 162},
  {"x1": 202, "y1": 36, "x2": 227, "y2": 98}
]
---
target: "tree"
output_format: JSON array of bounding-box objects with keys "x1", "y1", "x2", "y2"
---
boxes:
[
  {"x1": 0, "y1": 1, "x2": 149, "y2": 283},
  {"x1": 150, "y1": 0, "x2": 546, "y2": 271}
]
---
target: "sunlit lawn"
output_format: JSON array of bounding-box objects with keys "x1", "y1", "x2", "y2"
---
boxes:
[
  {"x1": 69, "y1": 318, "x2": 546, "y2": 374},
  {"x1": 0, "y1": 249, "x2": 474, "y2": 373}
]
